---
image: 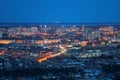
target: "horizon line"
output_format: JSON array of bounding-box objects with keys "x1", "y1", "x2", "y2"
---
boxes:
[{"x1": 0, "y1": 22, "x2": 120, "y2": 24}]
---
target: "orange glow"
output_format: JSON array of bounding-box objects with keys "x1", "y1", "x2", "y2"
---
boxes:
[
  {"x1": 0, "y1": 40, "x2": 12, "y2": 44},
  {"x1": 35, "y1": 40, "x2": 43, "y2": 44},
  {"x1": 76, "y1": 32, "x2": 82, "y2": 34},
  {"x1": 15, "y1": 40, "x2": 24, "y2": 43},
  {"x1": 38, "y1": 57, "x2": 49, "y2": 62},
  {"x1": 92, "y1": 43, "x2": 96, "y2": 46},
  {"x1": 35, "y1": 39, "x2": 60, "y2": 44},
  {"x1": 81, "y1": 41, "x2": 87, "y2": 47}
]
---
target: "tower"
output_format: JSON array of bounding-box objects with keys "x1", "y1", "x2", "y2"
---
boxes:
[
  {"x1": 81, "y1": 25, "x2": 85, "y2": 31},
  {"x1": 44, "y1": 25, "x2": 47, "y2": 32}
]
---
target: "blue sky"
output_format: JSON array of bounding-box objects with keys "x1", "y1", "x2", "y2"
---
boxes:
[{"x1": 0, "y1": 0, "x2": 120, "y2": 23}]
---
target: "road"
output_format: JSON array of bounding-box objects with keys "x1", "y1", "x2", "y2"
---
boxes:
[{"x1": 38, "y1": 45, "x2": 67, "y2": 62}]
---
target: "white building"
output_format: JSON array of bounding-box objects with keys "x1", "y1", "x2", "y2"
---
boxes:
[
  {"x1": 31, "y1": 27, "x2": 38, "y2": 33},
  {"x1": 108, "y1": 26, "x2": 114, "y2": 32}
]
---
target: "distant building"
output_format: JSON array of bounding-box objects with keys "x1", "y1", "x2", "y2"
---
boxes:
[
  {"x1": 31, "y1": 27, "x2": 38, "y2": 33},
  {"x1": 111, "y1": 38, "x2": 120, "y2": 42},
  {"x1": 2, "y1": 33, "x2": 9, "y2": 38},
  {"x1": 0, "y1": 33, "x2": 2, "y2": 38},
  {"x1": 22, "y1": 27, "x2": 27, "y2": 32},
  {"x1": 108, "y1": 26, "x2": 114, "y2": 32},
  {"x1": 81, "y1": 25, "x2": 85, "y2": 31},
  {"x1": 87, "y1": 32, "x2": 95, "y2": 40},
  {"x1": 0, "y1": 33, "x2": 8, "y2": 38},
  {"x1": 87, "y1": 31, "x2": 101, "y2": 40}
]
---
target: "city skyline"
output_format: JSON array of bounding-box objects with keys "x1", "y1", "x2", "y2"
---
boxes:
[
  {"x1": 0, "y1": 0, "x2": 120, "y2": 23},
  {"x1": 0, "y1": 24, "x2": 120, "y2": 79}
]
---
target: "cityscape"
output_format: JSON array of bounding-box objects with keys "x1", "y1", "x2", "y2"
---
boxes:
[
  {"x1": 0, "y1": 23, "x2": 120, "y2": 80},
  {"x1": 0, "y1": 0, "x2": 120, "y2": 80}
]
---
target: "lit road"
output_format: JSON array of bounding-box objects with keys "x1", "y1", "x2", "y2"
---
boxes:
[{"x1": 38, "y1": 45, "x2": 67, "y2": 62}]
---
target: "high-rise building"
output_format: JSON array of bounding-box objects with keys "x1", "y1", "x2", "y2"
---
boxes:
[
  {"x1": 22, "y1": 28, "x2": 27, "y2": 32},
  {"x1": 8, "y1": 28, "x2": 17, "y2": 37},
  {"x1": 26, "y1": 28, "x2": 31, "y2": 33},
  {"x1": 17, "y1": 27, "x2": 22, "y2": 33},
  {"x1": 31, "y1": 27, "x2": 38, "y2": 33},
  {"x1": 81, "y1": 25, "x2": 85, "y2": 31},
  {"x1": 94, "y1": 31, "x2": 101, "y2": 40},
  {"x1": 87, "y1": 32, "x2": 95, "y2": 40},
  {"x1": 0, "y1": 33, "x2": 8, "y2": 38},
  {"x1": 0, "y1": 33, "x2": 2, "y2": 38},
  {"x1": 44, "y1": 25, "x2": 47, "y2": 32},
  {"x1": 2, "y1": 33, "x2": 9, "y2": 38},
  {"x1": 87, "y1": 30, "x2": 101, "y2": 40},
  {"x1": 108, "y1": 26, "x2": 114, "y2": 32}
]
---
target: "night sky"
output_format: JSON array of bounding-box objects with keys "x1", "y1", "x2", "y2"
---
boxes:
[{"x1": 0, "y1": 0, "x2": 120, "y2": 23}]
